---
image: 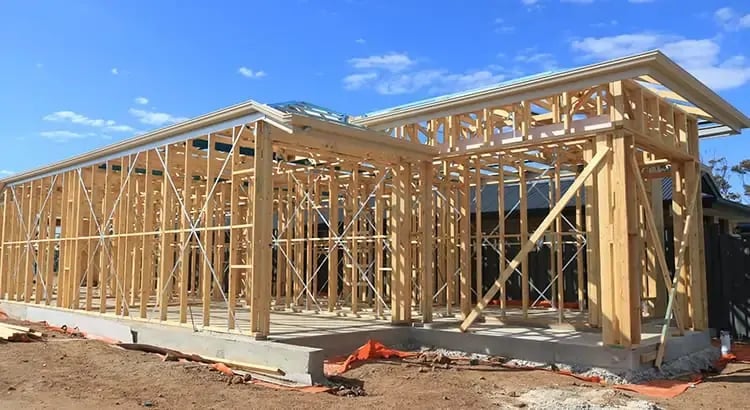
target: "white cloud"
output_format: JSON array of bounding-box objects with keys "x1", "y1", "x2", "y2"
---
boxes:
[
  {"x1": 40, "y1": 130, "x2": 93, "y2": 142},
  {"x1": 348, "y1": 53, "x2": 415, "y2": 72},
  {"x1": 134, "y1": 96, "x2": 149, "y2": 105},
  {"x1": 561, "y1": 0, "x2": 594, "y2": 3},
  {"x1": 43, "y1": 110, "x2": 134, "y2": 133},
  {"x1": 714, "y1": 7, "x2": 750, "y2": 30},
  {"x1": 571, "y1": 33, "x2": 663, "y2": 60},
  {"x1": 35, "y1": 63, "x2": 43, "y2": 69},
  {"x1": 111, "y1": 68, "x2": 119, "y2": 75},
  {"x1": 104, "y1": 124, "x2": 136, "y2": 132},
  {"x1": 372, "y1": 69, "x2": 504, "y2": 95},
  {"x1": 44, "y1": 111, "x2": 109, "y2": 127},
  {"x1": 494, "y1": 17, "x2": 515, "y2": 32},
  {"x1": 628, "y1": 0, "x2": 654, "y2": 3},
  {"x1": 521, "y1": 0, "x2": 539, "y2": 5},
  {"x1": 344, "y1": 50, "x2": 510, "y2": 95},
  {"x1": 238, "y1": 67, "x2": 267, "y2": 78},
  {"x1": 0, "y1": 170, "x2": 14, "y2": 176},
  {"x1": 355, "y1": 38, "x2": 366, "y2": 44},
  {"x1": 515, "y1": 50, "x2": 559, "y2": 71},
  {"x1": 570, "y1": 33, "x2": 750, "y2": 90},
  {"x1": 343, "y1": 72, "x2": 378, "y2": 90},
  {"x1": 591, "y1": 19, "x2": 618, "y2": 28},
  {"x1": 129, "y1": 108, "x2": 188, "y2": 126}
]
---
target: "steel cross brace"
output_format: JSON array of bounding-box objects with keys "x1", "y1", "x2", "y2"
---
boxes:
[
  {"x1": 150, "y1": 126, "x2": 247, "y2": 326},
  {"x1": 7, "y1": 177, "x2": 58, "y2": 299}
]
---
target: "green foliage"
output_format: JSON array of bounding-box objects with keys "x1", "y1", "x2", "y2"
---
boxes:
[{"x1": 708, "y1": 157, "x2": 750, "y2": 204}]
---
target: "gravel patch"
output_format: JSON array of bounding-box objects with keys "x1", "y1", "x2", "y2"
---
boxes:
[
  {"x1": 511, "y1": 387, "x2": 661, "y2": 410},
  {"x1": 417, "y1": 344, "x2": 720, "y2": 385}
]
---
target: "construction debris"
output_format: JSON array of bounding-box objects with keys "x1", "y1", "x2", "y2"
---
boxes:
[{"x1": 0, "y1": 322, "x2": 44, "y2": 343}]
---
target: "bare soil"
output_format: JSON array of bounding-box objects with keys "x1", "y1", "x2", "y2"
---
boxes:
[{"x1": 0, "y1": 319, "x2": 747, "y2": 410}]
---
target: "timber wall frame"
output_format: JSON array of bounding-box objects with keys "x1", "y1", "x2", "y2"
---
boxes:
[{"x1": 1, "y1": 51, "x2": 749, "y2": 347}]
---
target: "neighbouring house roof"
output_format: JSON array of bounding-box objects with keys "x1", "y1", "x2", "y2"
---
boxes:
[
  {"x1": 471, "y1": 168, "x2": 750, "y2": 220},
  {"x1": 471, "y1": 178, "x2": 578, "y2": 214},
  {"x1": 662, "y1": 169, "x2": 750, "y2": 221}
]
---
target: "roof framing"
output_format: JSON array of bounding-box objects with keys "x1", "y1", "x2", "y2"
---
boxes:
[
  {"x1": 352, "y1": 51, "x2": 750, "y2": 136},
  {"x1": 1, "y1": 101, "x2": 436, "y2": 187}
]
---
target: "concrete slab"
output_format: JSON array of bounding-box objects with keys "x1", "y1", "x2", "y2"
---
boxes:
[
  {"x1": 0, "y1": 301, "x2": 325, "y2": 385},
  {"x1": 0, "y1": 300, "x2": 713, "y2": 382}
]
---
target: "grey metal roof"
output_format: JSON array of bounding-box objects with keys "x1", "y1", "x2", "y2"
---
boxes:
[{"x1": 471, "y1": 178, "x2": 577, "y2": 213}]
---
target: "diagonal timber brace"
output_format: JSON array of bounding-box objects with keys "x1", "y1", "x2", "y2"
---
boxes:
[{"x1": 460, "y1": 147, "x2": 611, "y2": 332}]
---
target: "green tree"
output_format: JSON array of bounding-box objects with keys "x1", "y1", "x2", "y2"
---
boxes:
[
  {"x1": 707, "y1": 157, "x2": 740, "y2": 201},
  {"x1": 731, "y1": 159, "x2": 750, "y2": 204}
]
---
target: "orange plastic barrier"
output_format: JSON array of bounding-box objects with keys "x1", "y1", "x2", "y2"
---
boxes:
[
  {"x1": 329, "y1": 340, "x2": 415, "y2": 375},
  {"x1": 614, "y1": 343, "x2": 750, "y2": 399},
  {"x1": 212, "y1": 362, "x2": 234, "y2": 376},
  {"x1": 722, "y1": 343, "x2": 750, "y2": 363},
  {"x1": 614, "y1": 377, "x2": 702, "y2": 399}
]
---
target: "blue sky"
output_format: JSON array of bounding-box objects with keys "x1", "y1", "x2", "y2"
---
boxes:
[{"x1": 1, "y1": 0, "x2": 749, "y2": 194}]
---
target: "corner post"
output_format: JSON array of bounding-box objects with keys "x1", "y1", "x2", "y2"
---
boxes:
[
  {"x1": 250, "y1": 123, "x2": 273, "y2": 338},
  {"x1": 390, "y1": 160, "x2": 413, "y2": 324}
]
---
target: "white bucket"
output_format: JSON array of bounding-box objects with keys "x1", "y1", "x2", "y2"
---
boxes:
[{"x1": 720, "y1": 330, "x2": 731, "y2": 355}]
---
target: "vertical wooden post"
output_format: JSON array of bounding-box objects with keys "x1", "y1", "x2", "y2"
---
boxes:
[
  {"x1": 594, "y1": 82, "x2": 642, "y2": 347},
  {"x1": 555, "y1": 159, "x2": 564, "y2": 322},
  {"x1": 648, "y1": 175, "x2": 666, "y2": 318},
  {"x1": 618, "y1": 133, "x2": 642, "y2": 346},
  {"x1": 497, "y1": 155, "x2": 507, "y2": 315},
  {"x1": 328, "y1": 170, "x2": 339, "y2": 312},
  {"x1": 179, "y1": 145, "x2": 193, "y2": 323},
  {"x1": 250, "y1": 123, "x2": 273, "y2": 338},
  {"x1": 671, "y1": 159, "x2": 689, "y2": 329},
  {"x1": 374, "y1": 169, "x2": 385, "y2": 317},
  {"x1": 584, "y1": 143, "x2": 601, "y2": 326},
  {"x1": 35, "y1": 179, "x2": 48, "y2": 305},
  {"x1": 60, "y1": 176, "x2": 71, "y2": 306},
  {"x1": 459, "y1": 159, "x2": 471, "y2": 317},
  {"x1": 0, "y1": 188, "x2": 8, "y2": 299},
  {"x1": 140, "y1": 152, "x2": 154, "y2": 318},
  {"x1": 23, "y1": 180, "x2": 36, "y2": 303},
  {"x1": 420, "y1": 161, "x2": 434, "y2": 323},
  {"x1": 306, "y1": 173, "x2": 315, "y2": 311},
  {"x1": 158, "y1": 149, "x2": 172, "y2": 321},
  {"x1": 294, "y1": 176, "x2": 304, "y2": 306},
  {"x1": 84, "y1": 170, "x2": 96, "y2": 310},
  {"x1": 46, "y1": 179, "x2": 59, "y2": 306},
  {"x1": 596, "y1": 133, "x2": 617, "y2": 345},
  {"x1": 435, "y1": 169, "x2": 446, "y2": 308},
  {"x1": 519, "y1": 161, "x2": 529, "y2": 318},
  {"x1": 100, "y1": 166, "x2": 111, "y2": 313},
  {"x1": 274, "y1": 189, "x2": 284, "y2": 305},
  {"x1": 575, "y1": 181, "x2": 585, "y2": 312},
  {"x1": 201, "y1": 138, "x2": 214, "y2": 326},
  {"x1": 114, "y1": 158, "x2": 129, "y2": 315},
  {"x1": 350, "y1": 169, "x2": 359, "y2": 315},
  {"x1": 687, "y1": 117, "x2": 707, "y2": 330},
  {"x1": 285, "y1": 173, "x2": 294, "y2": 308},
  {"x1": 474, "y1": 156, "x2": 483, "y2": 306},
  {"x1": 390, "y1": 161, "x2": 412, "y2": 324},
  {"x1": 446, "y1": 165, "x2": 457, "y2": 315},
  {"x1": 228, "y1": 135, "x2": 242, "y2": 328}
]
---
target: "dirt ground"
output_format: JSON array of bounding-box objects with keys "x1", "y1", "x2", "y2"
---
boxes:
[{"x1": 0, "y1": 320, "x2": 748, "y2": 410}]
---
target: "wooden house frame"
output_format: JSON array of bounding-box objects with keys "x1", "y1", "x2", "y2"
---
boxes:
[{"x1": 1, "y1": 51, "x2": 748, "y2": 350}]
